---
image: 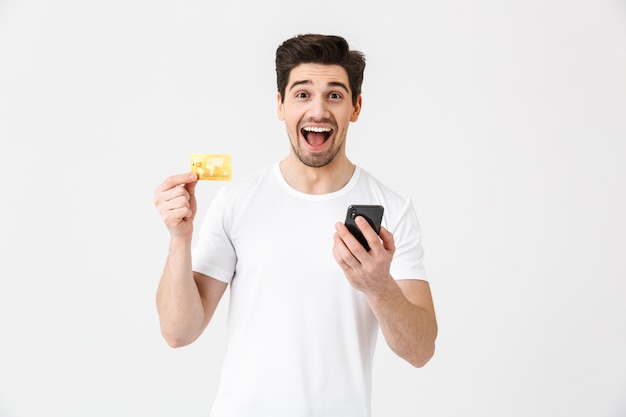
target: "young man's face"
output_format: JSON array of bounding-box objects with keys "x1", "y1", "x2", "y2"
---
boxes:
[{"x1": 277, "y1": 63, "x2": 362, "y2": 168}]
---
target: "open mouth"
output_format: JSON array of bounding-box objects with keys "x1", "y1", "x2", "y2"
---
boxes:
[{"x1": 301, "y1": 126, "x2": 333, "y2": 148}]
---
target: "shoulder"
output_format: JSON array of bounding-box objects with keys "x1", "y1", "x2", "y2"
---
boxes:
[
  {"x1": 353, "y1": 167, "x2": 421, "y2": 235},
  {"x1": 356, "y1": 167, "x2": 413, "y2": 208}
]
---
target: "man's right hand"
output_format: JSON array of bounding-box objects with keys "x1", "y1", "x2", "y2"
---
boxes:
[{"x1": 153, "y1": 172, "x2": 199, "y2": 239}]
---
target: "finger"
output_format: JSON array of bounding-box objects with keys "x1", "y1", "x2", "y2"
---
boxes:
[
  {"x1": 154, "y1": 182, "x2": 190, "y2": 208},
  {"x1": 155, "y1": 172, "x2": 198, "y2": 193},
  {"x1": 332, "y1": 232, "x2": 361, "y2": 270},
  {"x1": 184, "y1": 175, "x2": 199, "y2": 196},
  {"x1": 162, "y1": 204, "x2": 193, "y2": 224},
  {"x1": 159, "y1": 187, "x2": 195, "y2": 221},
  {"x1": 154, "y1": 171, "x2": 197, "y2": 202},
  {"x1": 335, "y1": 222, "x2": 365, "y2": 254},
  {"x1": 379, "y1": 226, "x2": 396, "y2": 253},
  {"x1": 355, "y1": 216, "x2": 382, "y2": 251},
  {"x1": 332, "y1": 235, "x2": 349, "y2": 269},
  {"x1": 161, "y1": 192, "x2": 191, "y2": 210}
]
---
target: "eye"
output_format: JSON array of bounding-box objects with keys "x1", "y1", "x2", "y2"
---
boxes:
[
  {"x1": 295, "y1": 91, "x2": 309, "y2": 99},
  {"x1": 328, "y1": 92, "x2": 343, "y2": 100}
]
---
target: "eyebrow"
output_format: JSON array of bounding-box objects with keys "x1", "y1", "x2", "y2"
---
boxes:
[{"x1": 288, "y1": 80, "x2": 350, "y2": 93}]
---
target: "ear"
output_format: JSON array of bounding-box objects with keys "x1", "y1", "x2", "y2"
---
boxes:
[
  {"x1": 277, "y1": 92, "x2": 285, "y2": 121},
  {"x1": 350, "y1": 95, "x2": 362, "y2": 122}
]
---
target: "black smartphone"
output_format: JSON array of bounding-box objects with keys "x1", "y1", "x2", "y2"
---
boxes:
[{"x1": 344, "y1": 205, "x2": 384, "y2": 251}]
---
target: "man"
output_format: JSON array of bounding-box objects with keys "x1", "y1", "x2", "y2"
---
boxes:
[{"x1": 154, "y1": 34, "x2": 437, "y2": 416}]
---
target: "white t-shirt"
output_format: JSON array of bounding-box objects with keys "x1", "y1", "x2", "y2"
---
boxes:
[{"x1": 192, "y1": 163, "x2": 428, "y2": 417}]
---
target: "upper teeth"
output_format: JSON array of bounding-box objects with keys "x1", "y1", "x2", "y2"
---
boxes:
[{"x1": 303, "y1": 127, "x2": 331, "y2": 133}]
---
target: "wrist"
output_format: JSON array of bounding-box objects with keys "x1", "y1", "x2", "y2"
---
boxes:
[
  {"x1": 364, "y1": 276, "x2": 401, "y2": 304},
  {"x1": 168, "y1": 234, "x2": 193, "y2": 252}
]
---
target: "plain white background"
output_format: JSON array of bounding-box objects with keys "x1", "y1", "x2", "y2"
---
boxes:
[{"x1": 1, "y1": 1, "x2": 625, "y2": 416}]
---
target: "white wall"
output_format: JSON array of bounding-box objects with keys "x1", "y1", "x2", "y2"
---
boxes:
[{"x1": 1, "y1": 1, "x2": 625, "y2": 416}]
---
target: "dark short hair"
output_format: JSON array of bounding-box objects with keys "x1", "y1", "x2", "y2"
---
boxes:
[{"x1": 275, "y1": 34, "x2": 366, "y2": 105}]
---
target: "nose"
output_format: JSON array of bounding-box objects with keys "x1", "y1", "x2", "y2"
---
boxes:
[{"x1": 307, "y1": 96, "x2": 330, "y2": 120}]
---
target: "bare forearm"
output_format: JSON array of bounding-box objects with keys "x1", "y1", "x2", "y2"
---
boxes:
[
  {"x1": 156, "y1": 237, "x2": 206, "y2": 347},
  {"x1": 366, "y1": 282, "x2": 437, "y2": 367}
]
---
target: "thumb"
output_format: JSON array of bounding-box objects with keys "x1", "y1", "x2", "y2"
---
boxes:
[
  {"x1": 185, "y1": 172, "x2": 199, "y2": 195},
  {"x1": 185, "y1": 173, "x2": 199, "y2": 218}
]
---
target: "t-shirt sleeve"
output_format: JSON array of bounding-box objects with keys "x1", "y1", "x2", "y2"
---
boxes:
[
  {"x1": 191, "y1": 187, "x2": 237, "y2": 283},
  {"x1": 388, "y1": 197, "x2": 429, "y2": 282}
]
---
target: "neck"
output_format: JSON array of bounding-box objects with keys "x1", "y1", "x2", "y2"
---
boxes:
[{"x1": 279, "y1": 155, "x2": 355, "y2": 195}]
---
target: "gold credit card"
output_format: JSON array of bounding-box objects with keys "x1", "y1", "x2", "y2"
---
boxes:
[{"x1": 191, "y1": 154, "x2": 232, "y2": 181}]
